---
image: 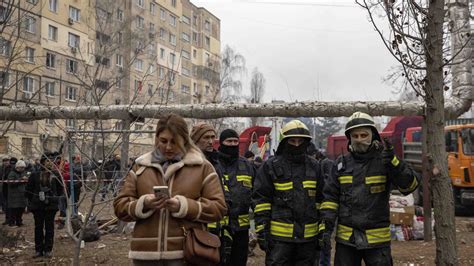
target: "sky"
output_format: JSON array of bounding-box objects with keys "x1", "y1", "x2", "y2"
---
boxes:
[{"x1": 193, "y1": 0, "x2": 401, "y2": 103}]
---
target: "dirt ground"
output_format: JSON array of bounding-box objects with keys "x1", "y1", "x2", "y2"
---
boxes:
[{"x1": 1, "y1": 211, "x2": 473, "y2": 265}]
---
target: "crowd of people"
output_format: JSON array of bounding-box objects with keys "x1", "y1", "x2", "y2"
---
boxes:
[
  {"x1": 113, "y1": 112, "x2": 420, "y2": 266},
  {"x1": 1, "y1": 111, "x2": 420, "y2": 265}
]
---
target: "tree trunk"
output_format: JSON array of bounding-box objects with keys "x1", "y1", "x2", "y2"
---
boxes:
[{"x1": 426, "y1": 0, "x2": 458, "y2": 264}]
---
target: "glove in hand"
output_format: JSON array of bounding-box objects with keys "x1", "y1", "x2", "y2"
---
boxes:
[
  {"x1": 382, "y1": 138, "x2": 396, "y2": 167},
  {"x1": 319, "y1": 231, "x2": 332, "y2": 253}
]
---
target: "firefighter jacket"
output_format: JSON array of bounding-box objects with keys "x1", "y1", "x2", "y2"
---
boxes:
[
  {"x1": 253, "y1": 154, "x2": 324, "y2": 243},
  {"x1": 320, "y1": 147, "x2": 420, "y2": 249},
  {"x1": 214, "y1": 155, "x2": 256, "y2": 232}
]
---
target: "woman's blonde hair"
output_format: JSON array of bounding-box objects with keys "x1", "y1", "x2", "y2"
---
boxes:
[{"x1": 155, "y1": 114, "x2": 199, "y2": 155}]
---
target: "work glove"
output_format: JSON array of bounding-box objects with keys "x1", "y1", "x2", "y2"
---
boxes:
[
  {"x1": 382, "y1": 137, "x2": 398, "y2": 168},
  {"x1": 319, "y1": 231, "x2": 332, "y2": 253},
  {"x1": 318, "y1": 222, "x2": 332, "y2": 253}
]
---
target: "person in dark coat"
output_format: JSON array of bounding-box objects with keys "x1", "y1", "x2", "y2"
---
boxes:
[
  {"x1": 7, "y1": 160, "x2": 28, "y2": 226},
  {"x1": 1, "y1": 157, "x2": 16, "y2": 225},
  {"x1": 0, "y1": 157, "x2": 10, "y2": 216},
  {"x1": 25, "y1": 153, "x2": 64, "y2": 258}
]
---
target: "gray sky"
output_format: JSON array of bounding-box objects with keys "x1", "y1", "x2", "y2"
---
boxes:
[{"x1": 194, "y1": 0, "x2": 400, "y2": 102}]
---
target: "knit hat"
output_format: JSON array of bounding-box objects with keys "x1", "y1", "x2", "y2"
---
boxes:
[
  {"x1": 15, "y1": 160, "x2": 26, "y2": 168},
  {"x1": 190, "y1": 122, "x2": 216, "y2": 143},
  {"x1": 219, "y1": 129, "x2": 239, "y2": 144},
  {"x1": 10, "y1": 157, "x2": 18, "y2": 165}
]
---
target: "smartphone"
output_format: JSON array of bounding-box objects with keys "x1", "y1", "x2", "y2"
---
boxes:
[{"x1": 153, "y1": 186, "x2": 170, "y2": 199}]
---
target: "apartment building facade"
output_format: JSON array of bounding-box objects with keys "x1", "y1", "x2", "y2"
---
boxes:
[{"x1": 0, "y1": 0, "x2": 221, "y2": 160}]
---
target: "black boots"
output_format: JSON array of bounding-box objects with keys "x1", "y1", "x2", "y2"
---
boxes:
[{"x1": 33, "y1": 251, "x2": 43, "y2": 258}]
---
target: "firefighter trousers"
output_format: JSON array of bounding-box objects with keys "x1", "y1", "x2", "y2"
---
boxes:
[
  {"x1": 334, "y1": 243, "x2": 393, "y2": 266},
  {"x1": 224, "y1": 230, "x2": 249, "y2": 266},
  {"x1": 266, "y1": 240, "x2": 319, "y2": 266}
]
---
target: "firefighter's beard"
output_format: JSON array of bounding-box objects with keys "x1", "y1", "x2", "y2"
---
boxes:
[{"x1": 350, "y1": 139, "x2": 372, "y2": 153}]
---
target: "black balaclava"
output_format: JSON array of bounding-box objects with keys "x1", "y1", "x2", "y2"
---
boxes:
[{"x1": 218, "y1": 129, "x2": 240, "y2": 160}]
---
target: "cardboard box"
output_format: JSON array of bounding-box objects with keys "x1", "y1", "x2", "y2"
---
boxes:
[
  {"x1": 403, "y1": 206, "x2": 416, "y2": 215},
  {"x1": 390, "y1": 212, "x2": 414, "y2": 226}
]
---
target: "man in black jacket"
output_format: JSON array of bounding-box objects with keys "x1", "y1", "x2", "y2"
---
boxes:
[
  {"x1": 216, "y1": 129, "x2": 256, "y2": 266},
  {"x1": 253, "y1": 120, "x2": 324, "y2": 265},
  {"x1": 191, "y1": 123, "x2": 233, "y2": 265},
  {"x1": 320, "y1": 112, "x2": 420, "y2": 266}
]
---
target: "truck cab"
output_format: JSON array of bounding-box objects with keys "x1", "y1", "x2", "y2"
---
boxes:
[{"x1": 445, "y1": 124, "x2": 474, "y2": 207}]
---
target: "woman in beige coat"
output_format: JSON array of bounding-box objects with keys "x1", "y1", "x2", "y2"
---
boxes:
[{"x1": 114, "y1": 114, "x2": 227, "y2": 265}]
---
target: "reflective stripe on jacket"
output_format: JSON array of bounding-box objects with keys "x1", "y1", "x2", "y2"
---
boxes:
[
  {"x1": 253, "y1": 155, "x2": 324, "y2": 243},
  {"x1": 320, "y1": 147, "x2": 419, "y2": 249}
]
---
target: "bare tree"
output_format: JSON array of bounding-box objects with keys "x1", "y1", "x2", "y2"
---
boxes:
[
  {"x1": 248, "y1": 67, "x2": 266, "y2": 126},
  {"x1": 356, "y1": 0, "x2": 472, "y2": 264}
]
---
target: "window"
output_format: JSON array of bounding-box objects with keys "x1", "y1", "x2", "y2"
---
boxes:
[
  {"x1": 182, "y1": 50, "x2": 190, "y2": 60},
  {"x1": 149, "y1": 22, "x2": 155, "y2": 32},
  {"x1": 159, "y1": 67, "x2": 165, "y2": 79},
  {"x1": 193, "y1": 15, "x2": 197, "y2": 25},
  {"x1": 116, "y1": 54, "x2": 123, "y2": 67},
  {"x1": 149, "y1": 64, "x2": 155, "y2": 73},
  {"x1": 134, "y1": 80, "x2": 143, "y2": 92},
  {"x1": 182, "y1": 32, "x2": 190, "y2": 43},
  {"x1": 0, "y1": 38, "x2": 11, "y2": 56},
  {"x1": 117, "y1": 8, "x2": 123, "y2": 21},
  {"x1": 23, "y1": 77, "x2": 35, "y2": 99},
  {"x1": 205, "y1": 36, "x2": 210, "y2": 47},
  {"x1": 26, "y1": 0, "x2": 38, "y2": 5},
  {"x1": 118, "y1": 31, "x2": 123, "y2": 44},
  {"x1": 193, "y1": 83, "x2": 197, "y2": 93},
  {"x1": 135, "y1": 59, "x2": 143, "y2": 71},
  {"x1": 25, "y1": 47, "x2": 35, "y2": 63},
  {"x1": 22, "y1": 138, "x2": 33, "y2": 158},
  {"x1": 192, "y1": 49, "x2": 197, "y2": 58},
  {"x1": 169, "y1": 15, "x2": 176, "y2": 27},
  {"x1": 192, "y1": 32, "x2": 198, "y2": 44},
  {"x1": 205, "y1": 85, "x2": 210, "y2": 95},
  {"x1": 159, "y1": 28, "x2": 166, "y2": 40},
  {"x1": 46, "y1": 119, "x2": 54, "y2": 125},
  {"x1": 169, "y1": 34, "x2": 176, "y2": 46},
  {"x1": 66, "y1": 119, "x2": 76, "y2": 129},
  {"x1": 66, "y1": 86, "x2": 77, "y2": 101},
  {"x1": 69, "y1": 6, "x2": 80, "y2": 22},
  {"x1": 95, "y1": 56, "x2": 110, "y2": 66},
  {"x1": 0, "y1": 71, "x2": 10, "y2": 88},
  {"x1": 205, "y1": 52, "x2": 210, "y2": 63},
  {"x1": 181, "y1": 85, "x2": 190, "y2": 93},
  {"x1": 182, "y1": 66, "x2": 190, "y2": 76},
  {"x1": 49, "y1": 0, "x2": 58, "y2": 12},
  {"x1": 160, "y1": 48, "x2": 165, "y2": 59},
  {"x1": 137, "y1": 0, "x2": 144, "y2": 7},
  {"x1": 48, "y1": 25, "x2": 58, "y2": 41},
  {"x1": 171, "y1": 0, "x2": 177, "y2": 7},
  {"x1": 45, "y1": 82, "x2": 55, "y2": 96},
  {"x1": 204, "y1": 20, "x2": 210, "y2": 31},
  {"x1": 68, "y1": 33, "x2": 80, "y2": 48},
  {"x1": 66, "y1": 59, "x2": 77, "y2": 73},
  {"x1": 147, "y1": 84, "x2": 153, "y2": 96},
  {"x1": 182, "y1": 15, "x2": 190, "y2": 24},
  {"x1": 160, "y1": 9, "x2": 166, "y2": 20},
  {"x1": 150, "y1": 2, "x2": 156, "y2": 14},
  {"x1": 46, "y1": 52, "x2": 55, "y2": 68},
  {"x1": 169, "y1": 53, "x2": 176, "y2": 65},
  {"x1": 116, "y1": 77, "x2": 122, "y2": 89},
  {"x1": 136, "y1": 16, "x2": 144, "y2": 28},
  {"x1": 25, "y1": 16, "x2": 36, "y2": 33}
]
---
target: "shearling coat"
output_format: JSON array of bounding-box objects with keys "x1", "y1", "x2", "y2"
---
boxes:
[{"x1": 113, "y1": 147, "x2": 227, "y2": 261}]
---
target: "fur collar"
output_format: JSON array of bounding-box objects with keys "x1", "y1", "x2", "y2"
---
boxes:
[{"x1": 135, "y1": 148, "x2": 205, "y2": 181}]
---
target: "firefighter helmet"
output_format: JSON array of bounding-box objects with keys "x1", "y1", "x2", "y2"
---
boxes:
[
  {"x1": 279, "y1": 120, "x2": 312, "y2": 142},
  {"x1": 344, "y1": 112, "x2": 377, "y2": 138}
]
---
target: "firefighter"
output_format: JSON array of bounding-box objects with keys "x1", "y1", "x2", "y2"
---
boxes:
[
  {"x1": 216, "y1": 128, "x2": 256, "y2": 266},
  {"x1": 190, "y1": 122, "x2": 232, "y2": 265},
  {"x1": 319, "y1": 112, "x2": 420, "y2": 265},
  {"x1": 253, "y1": 120, "x2": 324, "y2": 265}
]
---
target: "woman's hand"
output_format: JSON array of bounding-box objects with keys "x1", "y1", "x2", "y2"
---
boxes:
[
  {"x1": 143, "y1": 194, "x2": 167, "y2": 211},
  {"x1": 165, "y1": 197, "x2": 181, "y2": 213}
]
